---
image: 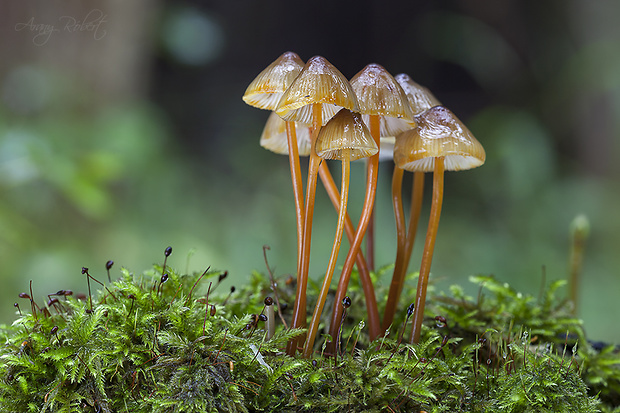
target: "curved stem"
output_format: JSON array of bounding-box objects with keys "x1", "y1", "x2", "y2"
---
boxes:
[
  {"x1": 382, "y1": 166, "x2": 406, "y2": 331},
  {"x1": 403, "y1": 172, "x2": 425, "y2": 272},
  {"x1": 286, "y1": 103, "x2": 322, "y2": 356},
  {"x1": 327, "y1": 115, "x2": 382, "y2": 347},
  {"x1": 285, "y1": 121, "x2": 305, "y2": 272},
  {"x1": 303, "y1": 155, "x2": 350, "y2": 357},
  {"x1": 410, "y1": 157, "x2": 444, "y2": 344},
  {"x1": 366, "y1": 158, "x2": 376, "y2": 272},
  {"x1": 319, "y1": 161, "x2": 380, "y2": 344}
]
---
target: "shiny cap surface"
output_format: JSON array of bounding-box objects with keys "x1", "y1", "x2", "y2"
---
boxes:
[
  {"x1": 394, "y1": 106, "x2": 485, "y2": 172},
  {"x1": 315, "y1": 109, "x2": 378, "y2": 161}
]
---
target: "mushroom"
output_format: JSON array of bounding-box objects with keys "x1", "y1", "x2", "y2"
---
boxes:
[
  {"x1": 327, "y1": 64, "x2": 415, "y2": 344},
  {"x1": 392, "y1": 105, "x2": 485, "y2": 344},
  {"x1": 261, "y1": 111, "x2": 378, "y2": 341},
  {"x1": 276, "y1": 56, "x2": 359, "y2": 355},
  {"x1": 316, "y1": 161, "x2": 379, "y2": 338},
  {"x1": 242, "y1": 51, "x2": 306, "y2": 278},
  {"x1": 382, "y1": 74, "x2": 442, "y2": 332},
  {"x1": 303, "y1": 108, "x2": 377, "y2": 357},
  {"x1": 356, "y1": 64, "x2": 416, "y2": 273},
  {"x1": 259, "y1": 111, "x2": 312, "y2": 156}
]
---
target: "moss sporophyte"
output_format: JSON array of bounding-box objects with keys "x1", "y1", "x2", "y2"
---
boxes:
[{"x1": 1, "y1": 52, "x2": 618, "y2": 411}]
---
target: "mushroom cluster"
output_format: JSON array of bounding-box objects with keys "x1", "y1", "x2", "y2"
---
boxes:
[{"x1": 243, "y1": 52, "x2": 486, "y2": 356}]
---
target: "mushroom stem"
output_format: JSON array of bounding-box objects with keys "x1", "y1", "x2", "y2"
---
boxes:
[
  {"x1": 382, "y1": 170, "x2": 425, "y2": 331},
  {"x1": 327, "y1": 114, "x2": 382, "y2": 345},
  {"x1": 319, "y1": 159, "x2": 381, "y2": 343},
  {"x1": 303, "y1": 150, "x2": 351, "y2": 357},
  {"x1": 403, "y1": 172, "x2": 425, "y2": 281},
  {"x1": 410, "y1": 156, "x2": 444, "y2": 344},
  {"x1": 366, "y1": 162, "x2": 376, "y2": 272},
  {"x1": 382, "y1": 166, "x2": 407, "y2": 331},
  {"x1": 285, "y1": 121, "x2": 305, "y2": 269},
  {"x1": 286, "y1": 103, "x2": 322, "y2": 356}
]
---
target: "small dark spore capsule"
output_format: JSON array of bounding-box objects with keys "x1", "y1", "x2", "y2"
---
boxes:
[
  {"x1": 407, "y1": 303, "x2": 415, "y2": 317},
  {"x1": 218, "y1": 271, "x2": 228, "y2": 283}
]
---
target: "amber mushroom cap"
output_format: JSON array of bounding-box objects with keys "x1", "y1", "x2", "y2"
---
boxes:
[
  {"x1": 259, "y1": 111, "x2": 312, "y2": 156},
  {"x1": 394, "y1": 105, "x2": 485, "y2": 172},
  {"x1": 242, "y1": 52, "x2": 305, "y2": 111},
  {"x1": 315, "y1": 109, "x2": 378, "y2": 161},
  {"x1": 275, "y1": 56, "x2": 359, "y2": 125},
  {"x1": 351, "y1": 64, "x2": 412, "y2": 117},
  {"x1": 395, "y1": 73, "x2": 441, "y2": 116},
  {"x1": 350, "y1": 64, "x2": 416, "y2": 136}
]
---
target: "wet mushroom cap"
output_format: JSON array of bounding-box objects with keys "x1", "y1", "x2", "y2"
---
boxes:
[
  {"x1": 394, "y1": 73, "x2": 441, "y2": 116},
  {"x1": 394, "y1": 105, "x2": 486, "y2": 172},
  {"x1": 242, "y1": 51, "x2": 305, "y2": 110},
  {"x1": 350, "y1": 64, "x2": 416, "y2": 136},
  {"x1": 259, "y1": 112, "x2": 312, "y2": 156},
  {"x1": 275, "y1": 56, "x2": 360, "y2": 125},
  {"x1": 315, "y1": 109, "x2": 378, "y2": 161}
]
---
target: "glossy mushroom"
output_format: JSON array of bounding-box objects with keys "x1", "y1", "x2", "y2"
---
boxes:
[
  {"x1": 242, "y1": 52, "x2": 306, "y2": 278},
  {"x1": 382, "y1": 74, "x2": 442, "y2": 332},
  {"x1": 393, "y1": 105, "x2": 485, "y2": 344},
  {"x1": 303, "y1": 108, "x2": 377, "y2": 357},
  {"x1": 261, "y1": 112, "x2": 377, "y2": 336},
  {"x1": 276, "y1": 56, "x2": 359, "y2": 355},
  {"x1": 259, "y1": 111, "x2": 312, "y2": 156},
  {"x1": 327, "y1": 64, "x2": 415, "y2": 345},
  {"x1": 359, "y1": 66, "x2": 416, "y2": 273}
]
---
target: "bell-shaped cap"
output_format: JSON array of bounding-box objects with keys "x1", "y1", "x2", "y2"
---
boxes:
[
  {"x1": 350, "y1": 64, "x2": 416, "y2": 136},
  {"x1": 242, "y1": 52, "x2": 305, "y2": 111},
  {"x1": 275, "y1": 56, "x2": 359, "y2": 125},
  {"x1": 394, "y1": 106, "x2": 485, "y2": 172},
  {"x1": 259, "y1": 112, "x2": 312, "y2": 156},
  {"x1": 315, "y1": 109, "x2": 378, "y2": 161},
  {"x1": 395, "y1": 73, "x2": 441, "y2": 116}
]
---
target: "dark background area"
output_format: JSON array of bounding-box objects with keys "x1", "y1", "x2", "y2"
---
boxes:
[{"x1": 1, "y1": 0, "x2": 619, "y2": 341}]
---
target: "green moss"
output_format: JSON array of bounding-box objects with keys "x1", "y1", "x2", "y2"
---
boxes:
[{"x1": 0, "y1": 261, "x2": 618, "y2": 412}]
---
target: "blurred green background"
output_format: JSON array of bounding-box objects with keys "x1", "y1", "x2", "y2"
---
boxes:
[{"x1": 1, "y1": 1, "x2": 619, "y2": 341}]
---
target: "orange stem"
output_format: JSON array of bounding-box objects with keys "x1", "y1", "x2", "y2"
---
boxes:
[
  {"x1": 319, "y1": 155, "x2": 381, "y2": 339},
  {"x1": 286, "y1": 103, "x2": 322, "y2": 356},
  {"x1": 285, "y1": 121, "x2": 305, "y2": 270},
  {"x1": 366, "y1": 159, "x2": 376, "y2": 272},
  {"x1": 303, "y1": 154, "x2": 350, "y2": 357},
  {"x1": 327, "y1": 114, "x2": 382, "y2": 346},
  {"x1": 403, "y1": 172, "x2": 425, "y2": 272},
  {"x1": 410, "y1": 157, "x2": 444, "y2": 344},
  {"x1": 318, "y1": 161, "x2": 380, "y2": 344},
  {"x1": 382, "y1": 166, "x2": 406, "y2": 331}
]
